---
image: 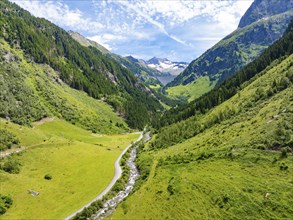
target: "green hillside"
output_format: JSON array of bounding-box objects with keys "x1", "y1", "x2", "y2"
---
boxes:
[
  {"x1": 166, "y1": 76, "x2": 217, "y2": 102},
  {"x1": 0, "y1": 0, "x2": 163, "y2": 129},
  {"x1": 111, "y1": 39, "x2": 293, "y2": 220},
  {"x1": 166, "y1": 0, "x2": 292, "y2": 102},
  {"x1": 0, "y1": 2, "x2": 159, "y2": 216},
  {"x1": 0, "y1": 39, "x2": 127, "y2": 134}
]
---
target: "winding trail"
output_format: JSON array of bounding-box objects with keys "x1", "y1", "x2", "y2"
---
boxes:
[
  {"x1": 64, "y1": 132, "x2": 143, "y2": 220},
  {"x1": 0, "y1": 147, "x2": 26, "y2": 158}
]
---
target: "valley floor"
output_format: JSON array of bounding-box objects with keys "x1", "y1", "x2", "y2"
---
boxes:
[{"x1": 0, "y1": 118, "x2": 139, "y2": 219}]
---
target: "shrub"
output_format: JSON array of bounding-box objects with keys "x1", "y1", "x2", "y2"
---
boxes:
[
  {"x1": 1, "y1": 158, "x2": 21, "y2": 174},
  {"x1": 0, "y1": 129, "x2": 20, "y2": 151},
  {"x1": 280, "y1": 147, "x2": 291, "y2": 158},
  {"x1": 167, "y1": 184, "x2": 175, "y2": 195},
  {"x1": 280, "y1": 163, "x2": 288, "y2": 171},
  {"x1": 44, "y1": 174, "x2": 52, "y2": 180},
  {"x1": 0, "y1": 194, "x2": 13, "y2": 215}
]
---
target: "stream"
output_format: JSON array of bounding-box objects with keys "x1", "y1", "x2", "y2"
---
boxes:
[{"x1": 92, "y1": 131, "x2": 150, "y2": 220}]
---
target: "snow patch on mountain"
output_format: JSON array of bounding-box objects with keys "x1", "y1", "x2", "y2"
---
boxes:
[{"x1": 146, "y1": 57, "x2": 188, "y2": 76}]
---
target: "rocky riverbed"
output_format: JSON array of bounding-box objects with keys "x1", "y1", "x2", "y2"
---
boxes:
[
  {"x1": 92, "y1": 131, "x2": 150, "y2": 220},
  {"x1": 92, "y1": 146, "x2": 139, "y2": 219}
]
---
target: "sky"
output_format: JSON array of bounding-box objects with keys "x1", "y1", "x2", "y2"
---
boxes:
[{"x1": 11, "y1": 0, "x2": 253, "y2": 62}]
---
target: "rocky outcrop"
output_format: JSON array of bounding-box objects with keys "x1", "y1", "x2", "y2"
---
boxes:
[{"x1": 238, "y1": 0, "x2": 293, "y2": 28}]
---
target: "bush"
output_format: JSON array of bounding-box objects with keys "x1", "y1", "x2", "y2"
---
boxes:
[
  {"x1": 1, "y1": 158, "x2": 21, "y2": 174},
  {"x1": 280, "y1": 163, "x2": 288, "y2": 171},
  {"x1": 167, "y1": 184, "x2": 175, "y2": 195},
  {"x1": 0, "y1": 129, "x2": 20, "y2": 151},
  {"x1": 44, "y1": 174, "x2": 52, "y2": 180},
  {"x1": 0, "y1": 194, "x2": 13, "y2": 215},
  {"x1": 280, "y1": 147, "x2": 291, "y2": 158}
]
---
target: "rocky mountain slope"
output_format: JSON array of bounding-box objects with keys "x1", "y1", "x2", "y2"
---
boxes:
[
  {"x1": 166, "y1": 0, "x2": 292, "y2": 101},
  {"x1": 238, "y1": 0, "x2": 293, "y2": 28},
  {"x1": 68, "y1": 31, "x2": 110, "y2": 54}
]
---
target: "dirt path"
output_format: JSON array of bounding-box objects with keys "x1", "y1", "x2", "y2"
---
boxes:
[
  {"x1": 0, "y1": 146, "x2": 26, "y2": 158},
  {"x1": 32, "y1": 117, "x2": 54, "y2": 126},
  {"x1": 64, "y1": 132, "x2": 143, "y2": 220}
]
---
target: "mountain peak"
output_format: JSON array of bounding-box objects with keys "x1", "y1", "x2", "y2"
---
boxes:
[
  {"x1": 147, "y1": 57, "x2": 170, "y2": 65},
  {"x1": 238, "y1": 0, "x2": 293, "y2": 28},
  {"x1": 146, "y1": 57, "x2": 188, "y2": 76},
  {"x1": 68, "y1": 31, "x2": 109, "y2": 54},
  {"x1": 125, "y1": 55, "x2": 139, "y2": 63}
]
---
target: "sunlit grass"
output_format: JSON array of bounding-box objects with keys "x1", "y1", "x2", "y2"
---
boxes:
[
  {"x1": 0, "y1": 119, "x2": 139, "y2": 219},
  {"x1": 166, "y1": 76, "x2": 217, "y2": 102}
]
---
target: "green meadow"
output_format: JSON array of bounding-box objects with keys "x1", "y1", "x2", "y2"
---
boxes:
[
  {"x1": 0, "y1": 118, "x2": 139, "y2": 219},
  {"x1": 166, "y1": 76, "x2": 217, "y2": 102},
  {"x1": 112, "y1": 148, "x2": 293, "y2": 219}
]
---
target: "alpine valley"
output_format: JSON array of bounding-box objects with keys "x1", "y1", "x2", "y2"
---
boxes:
[{"x1": 0, "y1": 0, "x2": 292, "y2": 220}]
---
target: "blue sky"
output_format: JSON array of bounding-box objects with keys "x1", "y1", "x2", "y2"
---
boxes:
[{"x1": 11, "y1": 0, "x2": 253, "y2": 62}]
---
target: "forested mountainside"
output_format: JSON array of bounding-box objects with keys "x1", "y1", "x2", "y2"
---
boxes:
[
  {"x1": 156, "y1": 19, "x2": 293, "y2": 129},
  {"x1": 68, "y1": 31, "x2": 182, "y2": 108},
  {"x1": 0, "y1": 0, "x2": 163, "y2": 129},
  {"x1": 110, "y1": 20, "x2": 293, "y2": 220},
  {"x1": 166, "y1": 0, "x2": 292, "y2": 101},
  {"x1": 69, "y1": 31, "x2": 163, "y2": 87}
]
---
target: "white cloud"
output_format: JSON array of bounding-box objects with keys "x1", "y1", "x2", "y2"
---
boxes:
[
  {"x1": 87, "y1": 33, "x2": 129, "y2": 51},
  {"x1": 103, "y1": 0, "x2": 190, "y2": 46},
  {"x1": 11, "y1": 0, "x2": 104, "y2": 33},
  {"x1": 91, "y1": 0, "x2": 253, "y2": 47},
  {"x1": 210, "y1": 1, "x2": 254, "y2": 31},
  {"x1": 96, "y1": 0, "x2": 252, "y2": 28},
  {"x1": 87, "y1": 35, "x2": 113, "y2": 51},
  {"x1": 10, "y1": 0, "x2": 254, "y2": 61}
]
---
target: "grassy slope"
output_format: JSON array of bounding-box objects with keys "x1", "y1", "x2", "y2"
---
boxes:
[
  {"x1": 110, "y1": 55, "x2": 293, "y2": 219},
  {"x1": 0, "y1": 118, "x2": 139, "y2": 219},
  {"x1": 0, "y1": 39, "x2": 127, "y2": 133},
  {"x1": 166, "y1": 76, "x2": 217, "y2": 102}
]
